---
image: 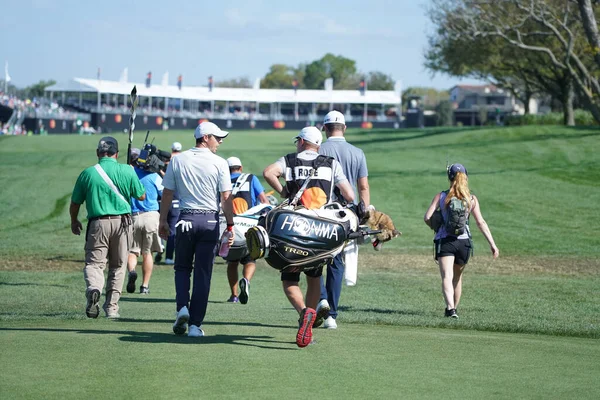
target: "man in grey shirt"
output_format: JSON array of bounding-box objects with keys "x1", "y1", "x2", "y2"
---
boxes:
[
  {"x1": 159, "y1": 121, "x2": 235, "y2": 338},
  {"x1": 316, "y1": 110, "x2": 372, "y2": 330}
]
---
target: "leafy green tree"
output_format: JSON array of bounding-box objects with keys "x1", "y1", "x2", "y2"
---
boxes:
[
  {"x1": 24, "y1": 80, "x2": 56, "y2": 98},
  {"x1": 435, "y1": 100, "x2": 454, "y2": 126},
  {"x1": 424, "y1": 2, "x2": 578, "y2": 123},
  {"x1": 261, "y1": 64, "x2": 302, "y2": 89},
  {"x1": 260, "y1": 55, "x2": 396, "y2": 91},
  {"x1": 367, "y1": 71, "x2": 395, "y2": 90},
  {"x1": 303, "y1": 53, "x2": 357, "y2": 89},
  {"x1": 425, "y1": 0, "x2": 600, "y2": 125}
]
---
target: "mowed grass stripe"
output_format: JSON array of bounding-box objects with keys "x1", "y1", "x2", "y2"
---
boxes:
[{"x1": 0, "y1": 126, "x2": 599, "y2": 398}]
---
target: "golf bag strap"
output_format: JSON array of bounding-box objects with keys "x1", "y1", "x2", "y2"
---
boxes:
[
  {"x1": 94, "y1": 164, "x2": 129, "y2": 206},
  {"x1": 231, "y1": 173, "x2": 250, "y2": 196}
]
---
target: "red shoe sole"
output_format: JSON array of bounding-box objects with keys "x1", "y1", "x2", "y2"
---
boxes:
[{"x1": 296, "y1": 308, "x2": 316, "y2": 348}]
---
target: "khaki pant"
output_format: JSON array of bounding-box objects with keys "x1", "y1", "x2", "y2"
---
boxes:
[{"x1": 84, "y1": 217, "x2": 132, "y2": 314}]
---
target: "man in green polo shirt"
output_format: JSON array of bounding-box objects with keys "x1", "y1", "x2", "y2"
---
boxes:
[{"x1": 70, "y1": 136, "x2": 146, "y2": 319}]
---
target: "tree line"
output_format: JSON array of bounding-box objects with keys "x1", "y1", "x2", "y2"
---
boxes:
[
  {"x1": 1, "y1": 80, "x2": 57, "y2": 100},
  {"x1": 218, "y1": 53, "x2": 396, "y2": 91},
  {"x1": 1, "y1": 53, "x2": 397, "y2": 99},
  {"x1": 424, "y1": 0, "x2": 600, "y2": 125}
]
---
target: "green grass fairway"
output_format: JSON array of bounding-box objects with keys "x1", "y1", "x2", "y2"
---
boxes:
[
  {"x1": 1, "y1": 267, "x2": 599, "y2": 399},
  {"x1": 1, "y1": 126, "x2": 599, "y2": 399}
]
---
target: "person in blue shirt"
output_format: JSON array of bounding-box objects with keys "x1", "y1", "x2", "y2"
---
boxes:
[
  {"x1": 127, "y1": 150, "x2": 164, "y2": 295},
  {"x1": 225, "y1": 156, "x2": 269, "y2": 304}
]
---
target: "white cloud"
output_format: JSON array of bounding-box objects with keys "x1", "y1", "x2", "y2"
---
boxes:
[
  {"x1": 225, "y1": 8, "x2": 253, "y2": 27},
  {"x1": 274, "y1": 11, "x2": 401, "y2": 40}
]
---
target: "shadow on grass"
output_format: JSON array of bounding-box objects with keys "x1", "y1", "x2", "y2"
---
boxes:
[
  {"x1": 119, "y1": 297, "x2": 270, "y2": 306},
  {"x1": 114, "y1": 318, "x2": 291, "y2": 330},
  {"x1": 0, "y1": 282, "x2": 70, "y2": 288},
  {"x1": 0, "y1": 327, "x2": 294, "y2": 350},
  {"x1": 338, "y1": 305, "x2": 425, "y2": 316},
  {"x1": 44, "y1": 256, "x2": 85, "y2": 263},
  {"x1": 119, "y1": 297, "x2": 173, "y2": 303}
]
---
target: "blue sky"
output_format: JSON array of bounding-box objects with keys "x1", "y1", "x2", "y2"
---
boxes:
[{"x1": 2, "y1": 0, "x2": 484, "y2": 90}]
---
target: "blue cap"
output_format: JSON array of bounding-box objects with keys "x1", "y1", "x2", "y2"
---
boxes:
[{"x1": 447, "y1": 163, "x2": 468, "y2": 181}]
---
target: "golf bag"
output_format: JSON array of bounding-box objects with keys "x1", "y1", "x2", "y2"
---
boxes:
[
  {"x1": 246, "y1": 203, "x2": 360, "y2": 272},
  {"x1": 219, "y1": 203, "x2": 274, "y2": 261}
]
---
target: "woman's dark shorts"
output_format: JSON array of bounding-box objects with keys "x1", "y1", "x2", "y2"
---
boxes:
[{"x1": 435, "y1": 237, "x2": 472, "y2": 265}]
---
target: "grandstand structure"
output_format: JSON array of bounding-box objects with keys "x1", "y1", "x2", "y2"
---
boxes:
[{"x1": 42, "y1": 77, "x2": 402, "y2": 133}]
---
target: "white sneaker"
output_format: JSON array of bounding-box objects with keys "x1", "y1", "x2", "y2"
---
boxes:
[
  {"x1": 314, "y1": 299, "x2": 330, "y2": 328},
  {"x1": 188, "y1": 325, "x2": 204, "y2": 337},
  {"x1": 323, "y1": 316, "x2": 337, "y2": 329},
  {"x1": 172, "y1": 306, "x2": 189, "y2": 335},
  {"x1": 165, "y1": 258, "x2": 175, "y2": 265}
]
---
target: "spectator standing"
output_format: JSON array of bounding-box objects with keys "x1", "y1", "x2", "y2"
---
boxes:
[
  {"x1": 70, "y1": 137, "x2": 145, "y2": 318},
  {"x1": 424, "y1": 163, "x2": 499, "y2": 317}
]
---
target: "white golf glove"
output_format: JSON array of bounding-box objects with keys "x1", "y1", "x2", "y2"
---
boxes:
[{"x1": 175, "y1": 220, "x2": 192, "y2": 233}]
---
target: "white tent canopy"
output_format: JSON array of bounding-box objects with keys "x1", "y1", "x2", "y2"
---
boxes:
[{"x1": 46, "y1": 77, "x2": 401, "y2": 105}]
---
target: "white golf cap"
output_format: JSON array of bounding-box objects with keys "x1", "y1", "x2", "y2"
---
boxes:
[
  {"x1": 323, "y1": 110, "x2": 345, "y2": 125},
  {"x1": 227, "y1": 156, "x2": 242, "y2": 167},
  {"x1": 171, "y1": 141, "x2": 182, "y2": 151},
  {"x1": 295, "y1": 126, "x2": 323, "y2": 146},
  {"x1": 194, "y1": 121, "x2": 229, "y2": 139}
]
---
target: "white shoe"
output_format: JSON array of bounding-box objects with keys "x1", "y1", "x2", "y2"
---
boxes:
[
  {"x1": 314, "y1": 299, "x2": 330, "y2": 328},
  {"x1": 188, "y1": 325, "x2": 204, "y2": 337},
  {"x1": 165, "y1": 258, "x2": 175, "y2": 265},
  {"x1": 323, "y1": 316, "x2": 337, "y2": 329},
  {"x1": 172, "y1": 306, "x2": 189, "y2": 335}
]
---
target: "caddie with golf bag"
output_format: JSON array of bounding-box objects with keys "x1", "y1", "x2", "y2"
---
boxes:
[
  {"x1": 220, "y1": 156, "x2": 272, "y2": 305},
  {"x1": 258, "y1": 126, "x2": 375, "y2": 348}
]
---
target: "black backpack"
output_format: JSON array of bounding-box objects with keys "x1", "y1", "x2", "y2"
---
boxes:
[{"x1": 443, "y1": 191, "x2": 469, "y2": 236}]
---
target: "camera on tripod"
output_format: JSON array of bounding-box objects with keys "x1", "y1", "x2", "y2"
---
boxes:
[{"x1": 135, "y1": 131, "x2": 171, "y2": 174}]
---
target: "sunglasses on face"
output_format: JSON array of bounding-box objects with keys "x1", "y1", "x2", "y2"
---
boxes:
[{"x1": 208, "y1": 135, "x2": 223, "y2": 143}]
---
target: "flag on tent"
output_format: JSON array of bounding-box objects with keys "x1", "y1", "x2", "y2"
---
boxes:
[
  {"x1": 208, "y1": 76, "x2": 214, "y2": 92},
  {"x1": 359, "y1": 78, "x2": 366, "y2": 95},
  {"x1": 292, "y1": 78, "x2": 298, "y2": 93},
  {"x1": 4, "y1": 62, "x2": 11, "y2": 83},
  {"x1": 146, "y1": 72, "x2": 152, "y2": 88},
  {"x1": 119, "y1": 68, "x2": 128, "y2": 83},
  {"x1": 177, "y1": 74, "x2": 182, "y2": 90},
  {"x1": 97, "y1": 67, "x2": 101, "y2": 81}
]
